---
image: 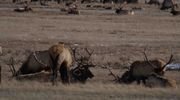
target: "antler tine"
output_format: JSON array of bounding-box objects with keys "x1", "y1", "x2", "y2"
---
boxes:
[
  {"x1": 119, "y1": 1, "x2": 127, "y2": 9},
  {"x1": 163, "y1": 54, "x2": 173, "y2": 68},
  {"x1": 142, "y1": 47, "x2": 157, "y2": 68},
  {"x1": 9, "y1": 58, "x2": 14, "y2": 76},
  {"x1": 143, "y1": 47, "x2": 148, "y2": 61},
  {"x1": 85, "y1": 48, "x2": 94, "y2": 59},
  {"x1": 71, "y1": 47, "x2": 79, "y2": 63},
  {"x1": 104, "y1": 62, "x2": 118, "y2": 80},
  {"x1": 10, "y1": 57, "x2": 16, "y2": 76}
]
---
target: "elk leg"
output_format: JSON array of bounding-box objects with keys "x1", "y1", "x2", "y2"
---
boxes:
[
  {"x1": 60, "y1": 62, "x2": 70, "y2": 84},
  {"x1": 66, "y1": 67, "x2": 70, "y2": 84},
  {"x1": 136, "y1": 78, "x2": 141, "y2": 85},
  {"x1": 60, "y1": 64, "x2": 67, "y2": 84},
  {"x1": 142, "y1": 79, "x2": 146, "y2": 85},
  {"x1": 52, "y1": 68, "x2": 57, "y2": 85}
]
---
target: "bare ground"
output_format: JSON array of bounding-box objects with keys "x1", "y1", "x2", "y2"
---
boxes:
[{"x1": 0, "y1": 1, "x2": 180, "y2": 100}]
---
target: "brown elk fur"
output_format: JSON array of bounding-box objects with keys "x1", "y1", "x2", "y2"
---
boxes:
[
  {"x1": 121, "y1": 59, "x2": 168, "y2": 84},
  {"x1": 145, "y1": 74, "x2": 177, "y2": 88},
  {"x1": 49, "y1": 42, "x2": 72, "y2": 85},
  {"x1": 131, "y1": 59, "x2": 166, "y2": 77}
]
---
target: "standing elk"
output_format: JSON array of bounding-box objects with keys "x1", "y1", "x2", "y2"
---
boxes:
[
  {"x1": 48, "y1": 42, "x2": 72, "y2": 85},
  {"x1": 48, "y1": 42, "x2": 95, "y2": 85},
  {"x1": 145, "y1": 74, "x2": 177, "y2": 88}
]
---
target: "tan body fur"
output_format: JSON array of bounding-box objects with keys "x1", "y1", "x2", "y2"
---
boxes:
[{"x1": 49, "y1": 43, "x2": 72, "y2": 84}]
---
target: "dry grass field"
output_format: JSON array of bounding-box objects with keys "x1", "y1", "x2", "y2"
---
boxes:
[{"x1": 0, "y1": 0, "x2": 180, "y2": 100}]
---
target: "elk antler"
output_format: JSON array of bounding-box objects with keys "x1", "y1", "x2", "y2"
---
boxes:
[
  {"x1": 71, "y1": 47, "x2": 79, "y2": 62},
  {"x1": 142, "y1": 48, "x2": 157, "y2": 68},
  {"x1": 104, "y1": 62, "x2": 118, "y2": 81},
  {"x1": 71, "y1": 47, "x2": 96, "y2": 69},
  {"x1": 9, "y1": 57, "x2": 16, "y2": 76},
  {"x1": 162, "y1": 54, "x2": 174, "y2": 71},
  {"x1": 71, "y1": 47, "x2": 83, "y2": 65},
  {"x1": 85, "y1": 48, "x2": 94, "y2": 60}
]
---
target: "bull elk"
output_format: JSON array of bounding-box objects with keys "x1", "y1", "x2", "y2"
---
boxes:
[
  {"x1": 145, "y1": 74, "x2": 177, "y2": 88},
  {"x1": 70, "y1": 47, "x2": 95, "y2": 83},
  {"x1": 121, "y1": 50, "x2": 174, "y2": 85}
]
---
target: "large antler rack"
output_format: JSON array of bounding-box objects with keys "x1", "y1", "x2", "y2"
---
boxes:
[{"x1": 71, "y1": 47, "x2": 95, "y2": 68}]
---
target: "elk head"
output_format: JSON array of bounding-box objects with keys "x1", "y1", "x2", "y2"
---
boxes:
[{"x1": 71, "y1": 47, "x2": 95, "y2": 83}]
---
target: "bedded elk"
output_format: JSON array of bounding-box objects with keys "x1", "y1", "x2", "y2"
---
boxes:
[
  {"x1": 121, "y1": 51, "x2": 173, "y2": 85},
  {"x1": 115, "y1": 3, "x2": 134, "y2": 15},
  {"x1": 115, "y1": 8, "x2": 134, "y2": 15},
  {"x1": 9, "y1": 50, "x2": 51, "y2": 77},
  {"x1": 14, "y1": 1, "x2": 33, "y2": 12},
  {"x1": 161, "y1": 0, "x2": 178, "y2": 10},
  {"x1": 105, "y1": 51, "x2": 173, "y2": 85},
  {"x1": 145, "y1": 74, "x2": 177, "y2": 88},
  {"x1": 146, "y1": 0, "x2": 160, "y2": 6},
  {"x1": 70, "y1": 47, "x2": 95, "y2": 83}
]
